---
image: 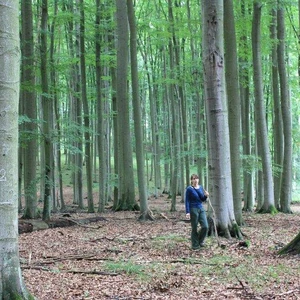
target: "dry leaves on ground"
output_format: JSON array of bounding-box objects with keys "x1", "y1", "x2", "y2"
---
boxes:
[{"x1": 19, "y1": 197, "x2": 300, "y2": 300}]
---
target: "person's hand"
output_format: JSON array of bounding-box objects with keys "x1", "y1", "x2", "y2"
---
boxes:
[
  {"x1": 186, "y1": 213, "x2": 190, "y2": 220},
  {"x1": 205, "y1": 190, "x2": 209, "y2": 197}
]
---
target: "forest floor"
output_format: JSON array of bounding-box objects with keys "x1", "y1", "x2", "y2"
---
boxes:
[{"x1": 19, "y1": 194, "x2": 300, "y2": 300}]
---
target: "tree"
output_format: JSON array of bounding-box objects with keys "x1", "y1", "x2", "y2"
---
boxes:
[
  {"x1": 270, "y1": 7, "x2": 283, "y2": 209},
  {"x1": 21, "y1": 0, "x2": 38, "y2": 218},
  {"x1": 0, "y1": 0, "x2": 33, "y2": 298},
  {"x1": 202, "y1": 0, "x2": 241, "y2": 238},
  {"x1": 277, "y1": 5, "x2": 292, "y2": 213},
  {"x1": 252, "y1": 2, "x2": 276, "y2": 213},
  {"x1": 127, "y1": 0, "x2": 152, "y2": 220},
  {"x1": 278, "y1": 231, "x2": 300, "y2": 255},
  {"x1": 78, "y1": 0, "x2": 94, "y2": 213},
  {"x1": 40, "y1": 0, "x2": 54, "y2": 221},
  {"x1": 95, "y1": 0, "x2": 106, "y2": 213},
  {"x1": 115, "y1": 0, "x2": 138, "y2": 211},
  {"x1": 239, "y1": 0, "x2": 255, "y2": 212},
  {"x1": 224, "y1": 0, "x2": 243, "y2": 225}
]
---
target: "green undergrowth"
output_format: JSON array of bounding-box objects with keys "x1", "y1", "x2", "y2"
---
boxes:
[
  {"x1": 151, "y1": 234, "x2": 188, "y2": 250},
  {"x1": 103, "y1": 260, "x2": 148, "y2": 280},
  {"x1": 103, "y1": 246, "x2": 298, "y2": 293}
]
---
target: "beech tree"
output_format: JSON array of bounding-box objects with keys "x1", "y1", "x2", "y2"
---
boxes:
[
  {"x1": 114, "y1": 0, "x2": 138, "y2": 211},
  {"x1": 0, "y1": 0, "x2": 32, "y2": 298},
  {"x1": 277, "y1": 5, "x2": 292, "y2": 213},
  {"x1": 202, "y1": 0, "x2": 241, "y2": 238},
  {"x1": 127, "y1": 0, "x2": 151, "y2": 220},
  {"x1": 252, "y1": 2, "x2": 276, "y2": 213},
  {"x1": 224, "y1": 0, "x2": 243, "y2": 225},
  {"x1": 21, "y1": 0, "x2": 38, "y2": 218},
  {"x1": 278, "y1": 231, "x2": 300, "y2": 255}
]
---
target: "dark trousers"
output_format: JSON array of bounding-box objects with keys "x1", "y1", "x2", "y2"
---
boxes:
[{"x1": 190, "y1": 207, "x2": 208, "y2": 249}]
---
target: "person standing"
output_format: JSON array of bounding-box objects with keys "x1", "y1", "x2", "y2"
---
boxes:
[{"x1": 185, "y1": 174, "x2": 209, "y2": 250}]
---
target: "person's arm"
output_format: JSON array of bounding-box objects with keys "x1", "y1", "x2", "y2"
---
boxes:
[
  {"x1": 185, "y1": 188, "x2": 191, "y2": 219},
  {"x1": 199, "y1": 186, "x2": 209, "y2": 201}
]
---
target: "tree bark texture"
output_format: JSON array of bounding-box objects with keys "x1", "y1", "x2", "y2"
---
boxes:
[
  {"x1": 0, "y1": 0, "x2": 32, "y2": 298},
  {"x1": 21, "y1": 0, "x2": 38, "y2": 219},
  {"x1": 79, "y1": 0, "x2": 94, "y2": 213},
  {"x1": 40, "y1": 0, "x2": 53, "y2": 221},
  {"x1": 270, "y1": 8, "x2": 283, "y2": 209},
  {"x1": 277, "y1": 7, "x2": 292, "y2": 213},
  {"x1": 127, "y1": 0, "x2": 150, "y2": 219},
  {"x1": 278, "y1": 231, "x2": 300, "y2": 255},
  {"x1": 240, "y1": 0, "x2": 255, "y2": 212},
  {"x1": 252, "y1": 2, "x2": 275, "y2": 213},
  {"x1": 115, "y1": 0, "x2": 137, "y2": 210},
  {"x1": 224, "y1": 0, "x2": 243, "y2": 225},
  {"x1": 202, "y1": 0, "x2": 239, "y2": 238}
]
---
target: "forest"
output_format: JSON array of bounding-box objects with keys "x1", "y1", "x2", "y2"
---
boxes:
[{"x1": 0, "y1": 0, "x2": 299, "y2": 299}]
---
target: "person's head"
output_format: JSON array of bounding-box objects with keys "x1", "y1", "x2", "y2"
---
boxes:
[{"x1": 190, "y1": 174, "x2": 199, "y2": 186}]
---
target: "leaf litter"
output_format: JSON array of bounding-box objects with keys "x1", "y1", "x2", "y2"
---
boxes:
[{"x1": 19, "y1": 196, "x2": 300, "y2": 299}]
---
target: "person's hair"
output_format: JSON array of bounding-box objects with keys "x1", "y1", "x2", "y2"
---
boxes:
[{"x1": 190, "y1": 174, "x2": 199, "y2": 184}]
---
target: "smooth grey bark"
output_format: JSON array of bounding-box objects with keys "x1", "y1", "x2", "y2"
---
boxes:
[
  {"x1": 95, "y1": 0, "x2": 106, "y2": 213},
  {"x1": 202, "y1": 0, "x2": 240, "y2": 238},
  {"x1": 0, "y1": 0, "x2": 32, "y2": 297},
  {"x1": 224, "y1": 0, "x2": 243, "y2": 225},
  {"x1": 40, "y1": 0, "x2": 53, "y2": 221},
  {"x1": 115, "y1": 0, "x2": 137, "y2": 210},
  {"x1": 270, "y1": 8, "x2": 283, "y2": 209},
  {"x1": 278, "y1": 231, "x2": 300, "y2": 255},
  {"x1": 21, "y1": 0, "x2": 38, "y2": 218},
  {"x1": 168, "y1": 0, "x2": 180, "y2": 212},
  {"x1": 252, "y1": 2, "x2": 276, "y2": 213},
  {"x1": 66, "y1": 0, "x2": 84, "y2": 209},
  {"x1": 50, "y1": 0, "x2": 63, "y2": 211},
  {"x1": 78, "y1": 0, "x2": 94, "y2": 213},
  {"x1": 186, "y1": 0, "x2": 206, "y2": 186},
  {"x1": 127, "y1": 0, "x2": 151, "y2": 220},
  {"x1": 277, "y1": 7, "x2": 292, "y2": 213},
  {"x1": 240, "y1": 0, "x2": 254, "y2": 212}
]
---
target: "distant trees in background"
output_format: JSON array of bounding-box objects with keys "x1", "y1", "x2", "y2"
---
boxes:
[{"x1": 18, "y1": 0, "x2": 299, "y2": 222}]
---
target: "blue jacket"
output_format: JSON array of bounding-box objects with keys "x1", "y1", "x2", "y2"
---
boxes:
[{"x1": 185, "y1": 185, "x2": 207, "y2": 214}]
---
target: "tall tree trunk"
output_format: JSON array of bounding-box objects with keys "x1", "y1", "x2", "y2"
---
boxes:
[
  {"x1": 277, "y1": 6, "x2": 292, "y2": 213},
  {"x1": 95, "y1": 0, "x2": 106, "y2": 213},
  {"x1": 40, "y1": 0, "x2": 53, "y2": 221},
  {"x1": 252, "y1": 2, "x2": 276, "y2": 213},
  {"x1": 168, "y1": 0, "x2": 180, "y2": 212},
  {"x1": 202, "y1": 0, "x2": 241, "y2": 238},
  {"x1": 50, "y1": 0, "x2": 61, "y2": 211},
  {"x1": 115, "y1": 0, "x2": 137, "y2": 211},
  {"x1": 78, "y1": 0, "x2": 94, "y2": 213},
  {"x1": 240, "y1": 0, "x2": 254, "y2": 212},
  {"x1": 127, "y1": 0, "x2": 151, "y2": 220},
  {"x1": 224, "y1": 0, "x2": 243, "y2": 225},
  {"x1": 0, "y1": 0, "x2": 32, "y2": 297},
  {"x1": 278, "y1": 231, "x2": 300, "y2": 255},
  {"x1": 270, "y1": 8, "x2": 283, "y2": 209},
  {"x1": 21, "y1": 0, "x2": 38, "y2": 218}
]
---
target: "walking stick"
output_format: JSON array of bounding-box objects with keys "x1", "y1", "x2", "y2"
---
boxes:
[{"x1": 207, "y1": 197, "x2": 222, "y2": 247}]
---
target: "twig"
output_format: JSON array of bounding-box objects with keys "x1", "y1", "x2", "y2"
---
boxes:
[
  {"x1": 59, "y1": 217, "x2": 101, "y2": 229},
  {"x1": 64, "y1": 269, "x2": 119, "y2": 276},
  {"x1": 22, "y1": 265, "x2": 119, "y2": 276},
  {"x1": 21, "y1": 265, "x2": 51, "y2": 271},
  {"x1": 276, "y1": 289, "x2": 300, "y2": 297},
  {"x1": 159, "y1": 213, "x2": 169, "y2": 221}
]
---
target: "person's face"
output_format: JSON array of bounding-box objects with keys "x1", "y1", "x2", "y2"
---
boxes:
[{"x1": 191, "y1": 176, "x2": 199, "y2": 185}]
